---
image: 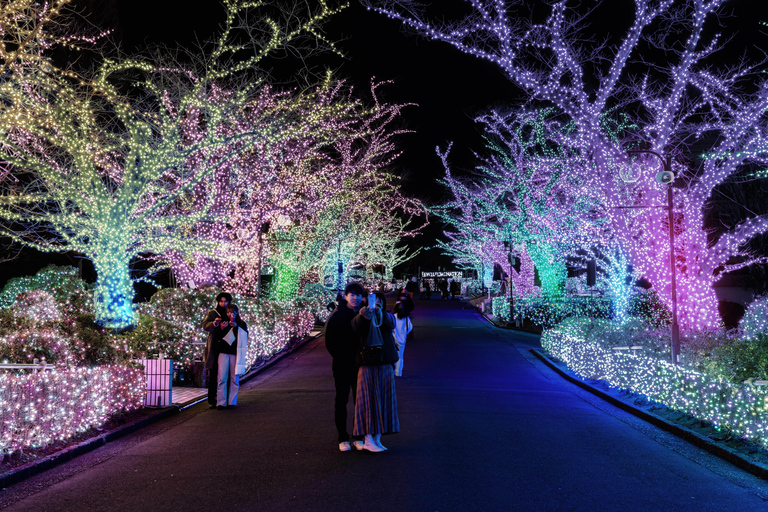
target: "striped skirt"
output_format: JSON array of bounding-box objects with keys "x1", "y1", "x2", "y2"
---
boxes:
[{"x1": 353, "y1": 364, "x2": 400, "y2": 436}]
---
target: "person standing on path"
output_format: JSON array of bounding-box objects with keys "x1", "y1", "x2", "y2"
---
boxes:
[
  {"x1": 351, "y1": 292, "x2": 400, "y2": 452},
  {"x1": 450, "y1": 279, "x2": 460, "y2": 299},
  {"x1": 405, "y1": 276, "x2": 418, "y2": 299},
  {"x1": 439, "y1": 279, "x2": 448, "y2": 300},
  {"x1": 392, "y1": 298, "x2": 413, "y2": 377},
  {"x1": 324, "y1": 282, "x2": 365, "y2": 452},
  {"x1": 423, "y1": 279, "x2": 431, "y2": 299},
  {"x1": 202, "y1": 292, "x2": 232, "y2": 408},
  {"x1": 215, "y1": 304, "x2": 248, "y2": 409}
]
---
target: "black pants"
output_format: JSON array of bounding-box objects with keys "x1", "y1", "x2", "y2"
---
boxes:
[
  {"x1": 333, "y1": 364, "x2": 358, "y2": 443},
  {"x1": 207, "y1": 363, "x2": 218, "y2": 406}
]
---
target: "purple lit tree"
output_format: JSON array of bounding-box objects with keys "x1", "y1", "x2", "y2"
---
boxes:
[{"x1": 367, "y1": 0, "x2": 768, "y2": 330}]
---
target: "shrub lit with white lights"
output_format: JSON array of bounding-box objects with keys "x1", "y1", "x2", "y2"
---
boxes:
[
  {"x1": 541, "y1": 317, "x2": 768, "y2": 448},
  {"x1": 492, "y1": 296, "x2": 612, "y2": 328},
  {"x1": 123, "y1": 285, "x2": 329, "y2": 369},
  {"x1": 0, "y1": 366, "x2": 144, "y2": 455},
  {"x1": 0, "y1": 266, "x2": 332, "y2": 456}
]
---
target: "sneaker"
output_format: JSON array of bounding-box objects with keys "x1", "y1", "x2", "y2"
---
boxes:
[
  {"x1": 351, "y1": 440, "x2": 365, "y2": 451},
  {"x1": 338, "y1": 441, "x2": 352, "y2": 452},
  {"x1": 373, "y1": 433, "x2": 387, "y2": 451},
  {"x1": 363, "y1": 435, "x2": 384, "y2": 453}
]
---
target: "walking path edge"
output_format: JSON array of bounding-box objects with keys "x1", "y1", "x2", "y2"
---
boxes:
[{"x1": 0, "y1": 332, "x2": 321, "y2": 490}]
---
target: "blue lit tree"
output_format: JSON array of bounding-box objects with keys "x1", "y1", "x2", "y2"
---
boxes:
[{"x1": 433, "y1": 109, "x2": 608, "y2": 300}]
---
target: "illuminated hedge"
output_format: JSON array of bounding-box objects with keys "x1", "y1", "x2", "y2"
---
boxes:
[
  {"x1": 492, "y1": 297, "x2": 612, "y2": 327},
  {"x1": 541, "y1": 322, "x2": 768, "y2": 448},
  {"x1": 124, "y1": 286, "x2": 326, "y2": 368},
  {"x1": 0, "y1": 365, "x2": 144, "y2": 455}
]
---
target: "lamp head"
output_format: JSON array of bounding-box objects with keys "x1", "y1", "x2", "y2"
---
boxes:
[{"x1": 656, "y1": 171, "x2": 675, "y2": 185}]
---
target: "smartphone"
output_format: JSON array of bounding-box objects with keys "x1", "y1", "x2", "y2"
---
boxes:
[{"x1": 368, "y1": 293, "x2": 377, "y2": 308}]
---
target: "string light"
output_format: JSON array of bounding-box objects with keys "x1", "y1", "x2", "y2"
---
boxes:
[
  {"x1": 542, "y1": 320, "x2": 768, "y2": 448},
  {"x1": 0, "y1": 365, "x2": 144, "y2": 455},
  {"x1": 0, "y1": 1, "x2": 356, "y2": 329},
  {"x1": 369, "y1": 0, "x2": 768, "y2": 331}
]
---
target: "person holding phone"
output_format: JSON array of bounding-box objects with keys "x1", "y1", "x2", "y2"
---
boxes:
[
  {"x1": 351, "y1": 292, "x2": 399, "y2": 452},
  {"x1": 202, "y1": 292, "x2": 232, "y2": 408}
]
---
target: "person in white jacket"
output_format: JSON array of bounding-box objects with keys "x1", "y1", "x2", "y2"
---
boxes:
[
  {"x1": 216, "y1": 304, "x2": 249, "y2": 409},
  {"x1": 392, "y1": 299, "x2": 413, "y2": 377}
]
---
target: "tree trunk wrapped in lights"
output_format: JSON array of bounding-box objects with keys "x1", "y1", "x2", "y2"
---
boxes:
[{"x1": 368, "y1": 0, "x2": 768, "y2": 330}]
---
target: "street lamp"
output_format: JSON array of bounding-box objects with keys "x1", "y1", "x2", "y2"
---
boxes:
[{"x1": 624, "y1": 150, "x2": 680, "y2": 365}]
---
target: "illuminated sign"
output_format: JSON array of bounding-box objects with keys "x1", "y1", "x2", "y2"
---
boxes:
[{"x1": 420, "y1": 271, "x2": 463, "y2": 279}]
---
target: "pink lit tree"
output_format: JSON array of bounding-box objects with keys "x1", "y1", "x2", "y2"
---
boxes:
[
  {"x1": 366, "y1": 0, "x2": 768, "y2": 330},
  {"x1": 171, "y1": 78, "x2": 427, "y2": 298}
]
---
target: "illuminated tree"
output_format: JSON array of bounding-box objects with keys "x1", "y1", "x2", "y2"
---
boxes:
[
  {"x1": 163, "y1": 77, "x2": 363, "y2": 291},
  {"x1": 0, "y1": 0, "x2": 346, "y2": 328},
  {"x1": 367, "y1": 0, "x2": 768, "y2": 330},
  {"x1": 433, "y1": 109, "x2": 607, "y2": 300},
  {"x1": 247, "y1": 81, "x2": 426, "y2": 298}
]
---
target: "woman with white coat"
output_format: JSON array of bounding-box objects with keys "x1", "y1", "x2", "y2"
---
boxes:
[{"x1": 392, "y1": 299, "x2": 412, "y2": 377}]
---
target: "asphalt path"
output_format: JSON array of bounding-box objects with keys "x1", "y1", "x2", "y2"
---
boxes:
[{"x1": 2, "y1": 296, "x2": 768, "y2": 511}]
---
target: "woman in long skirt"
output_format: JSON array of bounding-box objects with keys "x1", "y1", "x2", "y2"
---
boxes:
[{"x1": 351, "y1": 292, "x2": 400, "y2": 452}]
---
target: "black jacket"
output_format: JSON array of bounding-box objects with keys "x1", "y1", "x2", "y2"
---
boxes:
[
  {"x1": 325, "y1": 303, "x2": 360, "y2": 371},
  {"x1": 202, "y1": 305, "x2": 229, "y2": 369}
]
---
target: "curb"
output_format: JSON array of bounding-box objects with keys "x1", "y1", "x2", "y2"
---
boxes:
[
  {"x1": 469, "y1": 300, "x2": 542, "y2": 337},
  {"x1": 0, "y1": 332, "x2": 321, "y2": 489},
  {"x1": 529, "y1": 348, "x2": 768, "y2": 481}
]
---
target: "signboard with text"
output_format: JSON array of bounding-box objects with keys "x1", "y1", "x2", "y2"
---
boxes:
[{"x1": 420, "y1": 271, "x2": 463, "y2": 279}]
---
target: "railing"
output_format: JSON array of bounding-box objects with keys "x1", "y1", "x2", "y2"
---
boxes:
[
  {"x1": 137, "y1": 357, "x2": 173, "y2": 407},
  {"x1": 0, "y1": 362, "x2": 56, "y2": 372}
]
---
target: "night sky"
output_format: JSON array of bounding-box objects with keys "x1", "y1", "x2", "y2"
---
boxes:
[{"x1": 112, "y1": 1, "x2": 513, "y2": 202}]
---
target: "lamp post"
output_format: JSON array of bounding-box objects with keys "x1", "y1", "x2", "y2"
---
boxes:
[{"x1": 626, "y1": 150, "x2": 680, "y2": 365}]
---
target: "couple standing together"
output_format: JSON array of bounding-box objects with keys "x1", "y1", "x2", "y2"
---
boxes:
[{"x1": 325, "y1": 282, "x2": 410, "y2": 452}]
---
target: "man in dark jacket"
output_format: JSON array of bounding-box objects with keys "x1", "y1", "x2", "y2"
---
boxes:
[
  {"x1": 404, "y1": 276, "x2": 418, "y2": 299},
  {"x1": 324, "y1": 282, "x2": 364, "y2": 451},
  {"x1": 202, "y1": 292, "x2": 232, "y2": 408}
]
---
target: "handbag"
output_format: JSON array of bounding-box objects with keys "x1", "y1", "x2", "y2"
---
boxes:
[{"x1": 360, "y1": 345, "x2": 383, "y2": 365}]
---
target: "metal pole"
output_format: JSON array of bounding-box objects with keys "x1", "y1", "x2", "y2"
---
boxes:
[
  {"x1": 508, "y1": 246, "x2": 514, "y2": 324},
  {"x1": 628, "y1": 150, "x2": 681, "y2": 365},
  {"x1": 256, "y1": 231, "x2": 263, "y2": 299},
  {"x1": 336, "y1": 239, "x2": 342, "y2": 292},
  {"x1": 665, "y1": 157, "x2": 680, "y2": 364}
]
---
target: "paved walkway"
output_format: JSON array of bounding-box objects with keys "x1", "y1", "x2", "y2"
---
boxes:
[{"x1": 1, "y1": 298, "x2": 767, "y2": 511}]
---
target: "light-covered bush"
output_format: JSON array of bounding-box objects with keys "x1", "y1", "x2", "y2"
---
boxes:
[{"x1": 739, "y1": 294, "x2": 768, "y2": 340}]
